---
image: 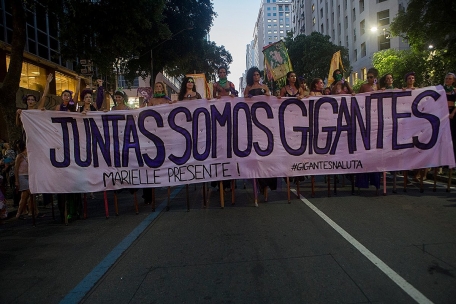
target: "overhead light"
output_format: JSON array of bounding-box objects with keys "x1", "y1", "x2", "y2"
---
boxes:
[
  {"x1": 370, "y1": 27, "x2": 378, "y2": 32},
  {"x1": 428, "y1": 45, "x2": 434, "y2": 49}
]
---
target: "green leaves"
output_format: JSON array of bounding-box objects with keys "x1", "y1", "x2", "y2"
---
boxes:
[{"x1": 284, "y1": 32, "x2": 351, "y2": 84}]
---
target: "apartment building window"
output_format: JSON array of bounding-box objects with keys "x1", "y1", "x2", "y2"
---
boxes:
[
  {"x1": 285, "y1": 6, "x2": 289, "y2": 11},
  {"x1": 312, "y1": 4, "x2": 315, "y2": 12},
  {"x1": 267, "y1": 13, "x2": 271, "y2": 16},
  {"x1": 345, "y1": 16, "x2": 348, "y2": 29},
  {"x1": 359, "y1": 0, "x2": 364, "y2": 13},
  {"x1": 346, "y1": 35, "x2": 349, "y2": 47},
  {"x1": 320, "y1": 8, "x2": 323, "y2": 18},
  {"x1": 378, "y1": 35, "x2": 390, "y2": 50},
  {"x1": 377, "y1": 0, "x2": 387, "y2": 2},
  {"x1": 361, "y1": 42, "x2": 366, "y2": 57},
  {"x1": 313, "y1": 17, "x2": 316, "y2": 25},
  {"x1": 344, "y1": 0, "x2": 347, "y2": 10},
  {"x1": 321, "y1": 24, "x2": 324, "y2": 33},
  {"x1": 353, "y1": 28, "x2": 356, "y2": 42},
  {"x1": 268, "y1": 19, "x2": 271, "y2": 22},
  {"x1": 352, "y1": 8, "x2": 356, "y2": 21},
  {"x1": 354, "y1": 49, "x2": 357, "y2": 61},
  {"x1": 377, "y1": 10, "x2": 390, "y2": 26},
  {"x1": 353, "y1": 72, "x2": 358, "y2": 81},
  {"x1": 360, "y1": 19, "x2": 365, "y2": 35},
  {"x1": 361, "y1": 67, "x2": 367, "y2": 80},
  {"x1": 279, "y1": 12, "x2": 283, "y2": 16},
  {"x1": 279, "y1": 5, "x2": 283, "y2": 11},
  {"x1": 338, "y1": 22, "x2": 341, "y2": 35},
  {"x1": 273, "y1": 13, "x2": 277, "y2": 16},
  {"x1": 267, "y1": 7, "x2": 271, "y2": 10}
]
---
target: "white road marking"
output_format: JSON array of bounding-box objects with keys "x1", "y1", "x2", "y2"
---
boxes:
[{"x1": 293, "y1": 189, "x2": 434, "y2": 304}]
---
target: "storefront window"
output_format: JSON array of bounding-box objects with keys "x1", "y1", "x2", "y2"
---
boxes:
[
  {"x1": 55, "y1": 72, "x2": 77, "y2": 96},
  {"x1": 6, "y1": 56, "x2": 46, "y2": 92}
]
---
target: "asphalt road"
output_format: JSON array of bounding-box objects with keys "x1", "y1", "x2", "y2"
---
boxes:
[{"x1": 1, "y1": 176, "x2": 455, "y2": 304}]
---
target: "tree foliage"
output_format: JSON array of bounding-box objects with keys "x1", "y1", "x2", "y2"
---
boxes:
[
  {"x1": 0, "y1": 0, "x2": 232, "y2": 143},
  {"x1": 373, "y1": 48, "x2": 453, "y2": 88},
  {"x1": 284, "y1": 32, "x2": 351, "y2": 85},
  {"x1": 389, "y1": 0, "x2": 456, "y2": 82},
  {"x1": 390, "y1": 0, "x2": 456, "y2": 52}
]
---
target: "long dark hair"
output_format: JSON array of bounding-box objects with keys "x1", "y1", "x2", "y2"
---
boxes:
[
  {"x1": 285, "y1": 71, "x2": 300, "y2": 90},
  {"x1": 178, "y1": 77, "x2": 197, "y2": 101},
  {"x1": 246, "y1": 66, "x2": 261, "y2": 86}
]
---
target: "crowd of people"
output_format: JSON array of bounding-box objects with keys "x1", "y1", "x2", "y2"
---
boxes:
[{"x1": 1, "y1": 65, "x2": 455, "y2": 223}]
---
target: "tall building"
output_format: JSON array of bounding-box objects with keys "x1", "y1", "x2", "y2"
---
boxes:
[
  {"x1": 250, "y1": 0, "x2": 293, "y2": 72},
  {"x1": 291, "y1": 0, "x2": 409, "y2": 84}
]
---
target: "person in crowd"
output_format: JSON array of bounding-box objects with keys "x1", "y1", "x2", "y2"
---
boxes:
[
  {"x1": 379, "y1": 73, "x2": 396, "y2": 90},
  {"x1": 330, "y1": 69, "x2": 354, "y2": 95},
  {"x1": 143, "y1": 82, "x2": 175, "y2": 107},
  {"x1": 16, "y1": 73, "x2": 53, "y2": 127},
  {"x1": 111, "y1": 89, "x2": 131, "y2": 110},
  {"x1": 79, "y1": 89, "x2": 97, "y2": 114},
  {"x1": 403, "y1": 71, "x2": 417, "y2": 90},
  {"x1": 445, "y1": 73, "x2": 456, "y2": 164},
  {"x1": 50, "y1": 76, "x2": 81, "y2": 112},
  {"x1": 14, "y1": 140, "x2": 42, "y2": 219},
  {"x1": 1, "y1": 142, "x2": 20, "y2": 207},
  {"x1": 243, "y1": 67, "x2": 275, "y2": 203},
  {"x1": 298, "y1": 77, "x2": 310, "y2": 97},
  {"x1": 243, "y1": 66, "x2": 270, "y2": 97},
  {"x1": 178, "y1": 77, "x2": 202, "y2": 101},
  {"x1": 323, "y1": 87, "x2": 332, "y2": 95},
  {"x1": 359, "y1": 68, "x2": 378, "y2": 93},
  {"x1": 213, "y1": 66, "x2": 237, "y2": 98},
  {"x1": 309, "y1": 78, "x2": 324, "y2": 96},
  {"x1": 278, "y1": 71, "x2": 304, "y2": 99}
]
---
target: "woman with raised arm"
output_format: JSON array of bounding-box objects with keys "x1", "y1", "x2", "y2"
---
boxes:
[
  {"x1": 243, "y1": 67, "x2": 270, "y2": 98},
  {"x1": 213, "y1": 66, "x2": 237, "y2": 98},
  {"x1": 53, "y1": 76, "x2": 81, "y2": 112},
  {"x1": 178, "y1": 77, "x2": 202, "y2": 101},
  {"x1": 16, "y1": 73, "x2": 53, "y2": 130},
  {"x1": 279, "y1": 71, "x2": 304, "y2": 99}
]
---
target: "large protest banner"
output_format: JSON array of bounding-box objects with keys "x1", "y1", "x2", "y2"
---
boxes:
[{"x1": 21, "y1": 86, "x2": 455, "y2": 194}]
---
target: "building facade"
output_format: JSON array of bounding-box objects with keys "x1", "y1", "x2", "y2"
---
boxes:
[{"x1": 291, "y1": 0, "x2": 409, "y2": 84}]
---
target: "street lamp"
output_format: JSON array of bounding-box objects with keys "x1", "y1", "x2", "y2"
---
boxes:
[{"x1": 150, "y1": 27, "x2": 193, "y2": 87}]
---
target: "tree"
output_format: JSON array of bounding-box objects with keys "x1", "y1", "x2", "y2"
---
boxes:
[
  {"x1": 390, "y1": 0, "x2": 456, "y2": 81},
  {"x1": 284, "y1": 32, "x2": 351, "y2": 85},
  {"x1": 124, "y1": 0, "x2": 232, "y2": 83},
  {"x1": 390, "y1": 0, "x2": 456, "y2": 52},
  {"x1": 372, "y1": 48, "x2": 451, "y2": 88},
  {"x1": 0, "y1": 0, "x2": 231, "y2": 143},
  {"x1": 0, "y1": 0, "x2": 27, "y2": 144}
]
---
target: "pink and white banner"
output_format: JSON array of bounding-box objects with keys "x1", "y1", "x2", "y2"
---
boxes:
[{"x1": 21, "y1": 86, "x2": 455, "y2": 193}]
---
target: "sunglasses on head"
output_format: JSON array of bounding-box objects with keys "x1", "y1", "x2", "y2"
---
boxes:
[
  {"x1": 367, "y1": 76, "x2": 374, "y2": 79},
  {"x1": 187, "y1": 79, "x2": 194, "y2": 83}
]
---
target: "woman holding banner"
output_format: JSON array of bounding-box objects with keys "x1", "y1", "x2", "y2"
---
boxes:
[
  {"x1": 243, "y1": 67, "x2": 270, "y2": 98},
  {"x1": 144, "y1": 82, "x2": 174, "y2": 106},
  {"x1": 178, "y1": 77, "x2": 202, "y2": 101},
  {"x1": 330, "y1": 69, "x2": 353, "y2": 95},
  {"x1": 244, "y1": 67, "x2": 275, "y2": 204},
  {"x1": 213, "y1": 66, "x2": 237, "y2": 98},
  {"x1": 359, "y1": 68, "x2": 378, "y2": 93},
  {"x1": 279, "y1": 71, "x2": 304, "y2": 99},
  {"x1": 111, "y1": 89, "x2": 131, "y2": 110},
  {"x1": 309, "y1": 78, "x2": 324, "y2": 96},
  {"x1": 79, "y1": 89, "x2": 97, "y2": 114}
]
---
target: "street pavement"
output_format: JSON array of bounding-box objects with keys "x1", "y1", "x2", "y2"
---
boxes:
[{"x1": 1, "y1": 175, "x2": 455, "y2": 304}]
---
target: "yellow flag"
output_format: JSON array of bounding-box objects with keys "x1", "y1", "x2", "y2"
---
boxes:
[{"x1": 327, "y1": 51, "x2": 345, "y2": 85}]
